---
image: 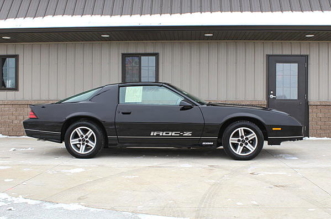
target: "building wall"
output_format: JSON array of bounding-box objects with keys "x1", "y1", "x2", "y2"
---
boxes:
[
  {"x1": 1, "y1": 41, "x2": 331, "y2": 137},
  {"x1": 1, "y1": 41, "x2": 331, "y2": 102}
]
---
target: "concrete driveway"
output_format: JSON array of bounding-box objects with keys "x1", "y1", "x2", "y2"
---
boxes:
[{"x1": 0, "y1": 138, "x2": 331, "y2": 219}]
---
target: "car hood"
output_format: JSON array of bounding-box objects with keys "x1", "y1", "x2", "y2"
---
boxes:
[{"x1": 206, "y1": 102, "x2": 289, "y2": 115}]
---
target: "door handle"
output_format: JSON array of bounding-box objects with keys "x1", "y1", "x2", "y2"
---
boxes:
[
  {"x1": 269, "y1": 94, "x2": 277, "y2": 99},
  {"x1": 121, "y1": 111, "x2": 131, "y2": 115}
]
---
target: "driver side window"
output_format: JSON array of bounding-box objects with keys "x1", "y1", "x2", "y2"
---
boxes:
[{"x1": 119, "y1": 86, "x2": 184, "y2": 105}]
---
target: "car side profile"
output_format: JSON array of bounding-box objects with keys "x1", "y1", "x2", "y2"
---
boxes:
[{"x1": 23, "y1": 83, "x2": 303, "y2": 160}]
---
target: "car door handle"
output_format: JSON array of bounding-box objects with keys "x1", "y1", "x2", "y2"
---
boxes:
[{"x1": 121, "y1": 111, "x2": 131, "y2": 115}]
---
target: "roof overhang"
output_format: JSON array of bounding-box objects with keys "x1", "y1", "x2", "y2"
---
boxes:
[{"x1": 1, "y1": 25, "x2": 331, "y2": 43}]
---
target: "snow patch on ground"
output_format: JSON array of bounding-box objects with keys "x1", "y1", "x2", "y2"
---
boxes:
[
  {"x1": 179, "y1": 164, "x2": 192, "y2": 168},
  {"x1": 4, "y1": 179, "x2": 13, "y2": 182},
  {"x1": 0, "y1": 134, "x2": 30, "y2": 138},
  {"x1": 274, "y1": 154, "x2": 298, "y2": 160},
  {"x1": 251, "y1": 171, "x2": 290, "y2": 176},
  {"x1": 0, "y1": 166, "x2": 11, "y2": 170},
  {"x1": 304, "y1": 137, "x2": 331, "y2": 140},
  {"x1": 43, "y1": 202, "x2": 101, "y2": 211},
  {"x1": 0, "y1": 193, "x2": 188, "y2": 218},
  {"x1": 0, "y1": 193, "x2": 41, "y2": 205},
  {"x1": 10, "y1": 148, "x2": 34, "y2": 151},
  {"x1": 60, "y1": 168, "x2": 85, "y2": 173},
  {"x1": 122, "y1": 176, "x2": 139, "y2": 178}
]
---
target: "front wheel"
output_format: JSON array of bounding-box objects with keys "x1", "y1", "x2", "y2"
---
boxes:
[
  {"x1": 64, "y1": 120, "x2": 105, "y2": 158},
  {"x1": 222, "y1": 121, "x2": 264, "y2": 160}
]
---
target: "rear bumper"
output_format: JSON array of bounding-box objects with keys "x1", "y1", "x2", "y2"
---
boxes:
[{"x1": 23, "y1": 119, "x2": 62, "y2": 143}]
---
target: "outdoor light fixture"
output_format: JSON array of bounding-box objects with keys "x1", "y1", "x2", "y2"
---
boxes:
[
  {"x1": 2, "y1": 36, "x2": 11, "y2": 40},
  {"x1": 204, "y1": 33, "x2": 213, "y2": 37},
  {"x1": 305, "y1": 34, "x2": 315, "y2": 38},
  {"x1": 101, "y1": 34, "x2": 110, "y2": 38}
]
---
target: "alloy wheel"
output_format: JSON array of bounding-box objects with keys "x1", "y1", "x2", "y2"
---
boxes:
[
  {"x1": 69, "y1": 126, "x2": 96, "y2": 154},
  {"x1": 229, "y1": 127, "x2": 258, "y2": 156}
]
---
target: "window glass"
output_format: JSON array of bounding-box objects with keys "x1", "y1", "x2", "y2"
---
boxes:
[
  {"x1": 58, "y1": 87, "x2": 102, "y2": 103},
  {"x1": 120, "y1": 86, "x2": 184, "y2": 105},
  {"x1": 123, "y1": 54, "x2": 157, "y2": 82},
  {"x1": 276, "y1": 63, "x2": 298, "y2": 99},
  {"x1": 1, "y1": 57, "x2": 17, "y2": 89},
  {"x1": 125, "y1": 57, "x2": 140, "y2": 82}
]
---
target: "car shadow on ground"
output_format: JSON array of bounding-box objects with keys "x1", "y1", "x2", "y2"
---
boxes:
[
  {"x1": 99, "y1": 147, "x2": 228, "y2": 159},
  {"x1": 44, "y1": 145, "x2": 289, "y2": 161}
]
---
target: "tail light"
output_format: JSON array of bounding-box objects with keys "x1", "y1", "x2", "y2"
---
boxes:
[{"x1": 29, "y1": 110, "x2": 38, "y2": 119}]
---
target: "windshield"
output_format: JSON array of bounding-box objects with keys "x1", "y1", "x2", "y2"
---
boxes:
[
  {"x1": 169, "y1": 84, "x2": 207, "y2": 105},
  {"x1": 57, "y1": 87, "x2": 102, "y2": 103}
]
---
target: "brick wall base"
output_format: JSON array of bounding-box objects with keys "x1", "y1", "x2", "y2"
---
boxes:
[
  {"x1": 309, "y1": 102, "x2": 331, "y2": 137},
  {"x1": 1, "y1": 100, "x2": 331, "y2": 137},
  {"x1": 0, "y1": 101, "x2": 56, "y2": 136}
]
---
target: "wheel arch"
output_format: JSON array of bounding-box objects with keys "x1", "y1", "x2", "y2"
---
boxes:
[
  {"x1": 61, "y1": 115, "x2": 108, "y2": 144},
  {"x1": 218, "y1": 117, "x2": 268, "y2": 144}
]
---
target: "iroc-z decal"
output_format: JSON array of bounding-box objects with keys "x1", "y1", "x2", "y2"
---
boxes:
[{"x1": 150, "y1": 131, "x2": 192, "y2": 136}]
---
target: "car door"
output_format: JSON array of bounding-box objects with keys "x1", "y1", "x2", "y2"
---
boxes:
[{"x1": 115, "y1": 85, "x2": 205, "y2": 146}]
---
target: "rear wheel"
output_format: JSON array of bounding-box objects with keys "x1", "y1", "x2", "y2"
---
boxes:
[
  {"x1": 64, "y1": 120, "x2": 105, "y2": 158},
  {"x1": 222, "y1": 121, "x2": 264, "y2": 160}
]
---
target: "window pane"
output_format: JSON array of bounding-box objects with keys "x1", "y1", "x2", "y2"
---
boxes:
[
  {"x1": 120, "y1": 86, "x2": 184, "y2": 105},
  {"x1": 125, "y1": 57, "x2": 140, "y2": 82},
  {"x1": 58, "y1": 87, "x2": 102, "y2": 103},
  {"x1": 276, "y1": 63, "x2": 298, "y2": 99},
  {"x1": 141, "y1": 56, "x2": 156, "y2": 82},
  {"x1": 1, "y1": 58, "x2": 16, "y2": 89}
]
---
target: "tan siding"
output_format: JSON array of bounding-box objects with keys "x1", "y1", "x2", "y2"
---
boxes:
[
  {"x1": 48, "y1": 44, "x2": 58, "y2": 100},
  {"x1": 0, "y1": 41, "x2": 331, "y2": 101},
  {"x1": 319, "y1": 43, "x2": 329, "y2": 100},
  {"x1": 245, "y1": 42, "x2": 255, "y2": 100},
  {"x1": 237, "y1": 42, "x2": 246, "y2": 100},
  {"x1": 32, "y1": 44, "x2": 41, "y2": 100},
  {"x1": 66, "y1": 44, "x2": 75, "y2": 97},
  {"x1": 23, "y1": 44, "x2": 33, "y2": 100},
  {"x1": 310, "y1": 43, "x2": 319, "y2": 100},
  {"x1": 208, "y1": 42, "x2": 218, "y2": 100},
  {"x1": 227, "y1": 42, "x2": 237, "y2": 100},
  {"x1": 254, "y1": 42, "x2": 264, "y2": 100},
  {"x1": 199, "y1": 43, "x2": 209, "y2": 100},
  {"x1": 217, "y1": 42, "x2": 227, "y2": 100}
]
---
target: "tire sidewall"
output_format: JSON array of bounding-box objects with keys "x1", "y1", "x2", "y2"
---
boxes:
[
  {"x1": 64, "y1": 120, "x2": 104, "y2": 158},
  {"x1": 222, "y1": 121, "x2": 264, "y2": 160}
]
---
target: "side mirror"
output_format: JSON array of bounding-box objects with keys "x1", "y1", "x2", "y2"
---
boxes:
[{"x1": 179, "y1": 100, "x2": 193, "y2": 110}]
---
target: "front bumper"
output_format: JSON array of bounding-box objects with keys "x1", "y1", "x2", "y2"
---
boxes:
[{"x1": 267, "y1": 125, "x2": 303, "y2": 145}]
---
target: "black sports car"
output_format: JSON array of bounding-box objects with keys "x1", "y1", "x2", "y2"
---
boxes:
[{"x1": 23, "y1": 82, "x2": 303, "y2": 160}]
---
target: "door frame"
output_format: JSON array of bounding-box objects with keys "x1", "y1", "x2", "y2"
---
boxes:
[{"x1": 266, "y1": 55, "x2": 309, "y2": 136}]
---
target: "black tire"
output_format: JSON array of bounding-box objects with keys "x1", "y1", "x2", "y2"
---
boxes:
[
  {"x1": 64, "y1": 120, "x2": 105, "y2": 158},
  {"x1": 222, "y1": 121, "x2": 264, "y2": 160}
]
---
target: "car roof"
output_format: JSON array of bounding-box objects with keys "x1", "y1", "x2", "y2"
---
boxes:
[{"x1": 103, "y1": 82, "x2": 170, "y2": 87}]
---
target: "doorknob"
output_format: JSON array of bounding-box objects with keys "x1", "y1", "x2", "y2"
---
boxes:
[{"x1": 269, "y1": 94, "x2": 277, "y2": 99}]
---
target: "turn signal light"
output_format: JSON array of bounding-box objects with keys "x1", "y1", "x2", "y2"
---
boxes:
[{"x1": 29, "y1": 111, "x2": 38, "y2": 119}]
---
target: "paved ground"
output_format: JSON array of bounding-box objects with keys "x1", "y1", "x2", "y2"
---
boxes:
[{"x1": 0, "y1": 138, "x2": 331, "y2": 219}]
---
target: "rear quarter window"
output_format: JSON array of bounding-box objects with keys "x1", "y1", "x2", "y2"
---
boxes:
[{"x1": 58, "y1": 87, "x2": 102, "y2": 103}]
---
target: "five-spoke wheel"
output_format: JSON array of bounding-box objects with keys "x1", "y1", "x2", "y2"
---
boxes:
[
  {"x1": 64, "y1": 120, "x2": 105, "y2": 158},
  {"x1": 222, "y1": 121, "x2": 264, "y2": 160},
  {"x1": 69, "y1": 127, "x2": 96, "y2": 154}
]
